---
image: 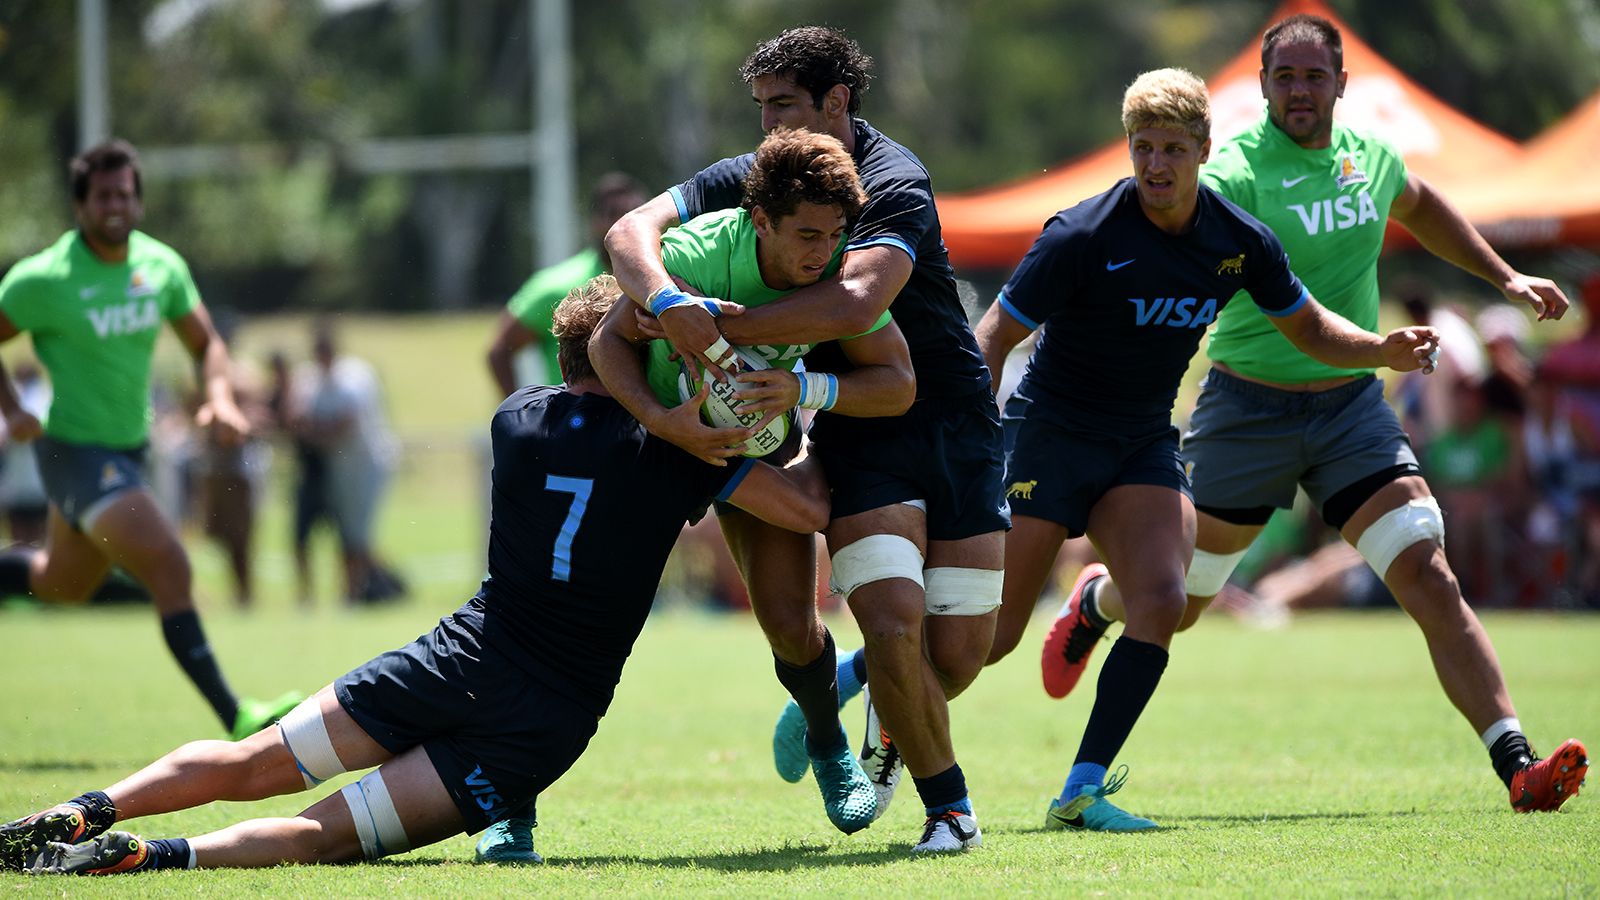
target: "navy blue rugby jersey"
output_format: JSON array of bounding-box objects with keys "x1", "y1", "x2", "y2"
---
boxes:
[
  {"x1": 478, "y1": 385, "x2": 753, "y2": 715},
  {"x1": 672, "y1": 118, "x2": 989, "y2": 399},
  {"x1": 1000, "y1": 179, "x2": 1307, "y2": 434}
]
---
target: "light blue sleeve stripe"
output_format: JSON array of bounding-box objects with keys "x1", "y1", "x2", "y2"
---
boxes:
[
  {"x1": 669, "y1": 186, "x2": 689, "y2": 224},
  {"x1": 997, "y1": 291, "x2": 1040, "y2": 331},
  {"x1": 1259, "y1": 286, "x2": 1310, "y2": 318},
  {"x1": 846, "y1": 235, "x2": 916, "y2": 262},
  {"x1": 714, "y1": 458, "x2": 757, "y2": 502}
]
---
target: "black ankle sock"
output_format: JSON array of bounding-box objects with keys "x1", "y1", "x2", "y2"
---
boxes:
[
  {"x1": 506, "y1": 802, "x2": 536, "y2": 822},
  {"x1": 1489, "y1": 731, "x2": 1535, "y2": 788},
  {"x1": 68, "y1": 791, "x2": 118, "y2": 838},
  {"x1": 0, "y1": 547, "x2": 36, "y2": 596},
  {"x1": 774, "y1": 629, "x2": 844, "y2": 757},
  {"x1": 1073, "y1": 636, "x2": 1169, "y2": 767},
  {"x1": 145, "y1": 837, "x2": 192, "y2": 870},
  {"x1": 912, "y1": 763, "x2": 968, "y2": 811},
  {"x1": 1080, "y1": 576, "x2": 1112, "y2": 631},
  {"x1": 159, "y1": 611, "x2": 239, "y2": 729}
]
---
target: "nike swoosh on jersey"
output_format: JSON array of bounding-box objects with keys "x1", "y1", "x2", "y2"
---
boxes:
[
  {"x1": 1280, "y1": 175, "x2": 1311, "y2": 188},
  {"x1": 1105, "y1": 259, "x2": 1136, "y2": 271}
]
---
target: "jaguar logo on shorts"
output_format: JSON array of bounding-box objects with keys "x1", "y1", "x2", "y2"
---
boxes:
[
  {"x1": 1215, "y1": 254, "x2": 1244, "y2": 276},
  {"x1": 1006, "y1": 480, "x2": 1038, "y2": 500},
  {"x1": 99, "y1": 462, "x2": 125, "y2": 491},
  {"x1": 1184, "y1": 460, "x2": 1196, "y2": 480}
]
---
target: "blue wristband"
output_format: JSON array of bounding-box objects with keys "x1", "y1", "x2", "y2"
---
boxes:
[{"x1": 648, "y1": 285, "x2": 721, "y2": 319}]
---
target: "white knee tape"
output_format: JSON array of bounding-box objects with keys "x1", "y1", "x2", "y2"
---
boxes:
[
  {"x1": 828, "y1": 534, "x2": 924, "y2": 600},
  {"x1": 923, "y1": 567, "x2": 1003, "y2": 616},
  {"x1": 279, "y1": 700, "x2": 346, "y2": 789},
  {"x1": 1356, "y1": 496, "x2": 1445, "y2": 580},
  {"x1": 1184, "y1": 548, "x2": 1249, "y2": 598},
  {"x1": 341, "y1": 770, "x2": 411, "y2": 860}
]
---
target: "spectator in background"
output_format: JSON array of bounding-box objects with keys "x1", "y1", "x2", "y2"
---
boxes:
[
  {"x1": 295, "y1": 323, "x2": 404, "y2": 606},
  {"x1": 485, "y1": 173, "x2": 647, "y2": 396},
  {"x1": 1397, "y1": 280, "x2": 1486, "y2": 452},
  {"x1": 195, "y1": 356, "x2": 270, "y2": 609},
  {"x1": 267, "y1": 351, "x2": 326, "y2": 606},
  {"x1": 1425, "y1": 377, "x2": 1519, "y2": 604},
  {"x1": 1538, "y1": 272, "x2": 1600, "y2": 605},
  {"x1": 0, "y1": 363, "x2": 50, "y2": 545}
]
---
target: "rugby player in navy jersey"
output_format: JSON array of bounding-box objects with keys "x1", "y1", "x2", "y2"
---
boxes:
[
  {"x1": 973, "y1": 69, "x2": 1439, "y2": 832},
  {"x1": 605, "y1": 26, "x2": 1006, "y2": 853},
  {"x1": 1, "y1": 276, "x2": 831, "y2": 875}
]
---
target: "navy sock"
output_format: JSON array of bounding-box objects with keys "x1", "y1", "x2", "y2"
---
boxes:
[
  {"x1": 0, "y1": 547, "x2": 36, "y2": 596},
  {"x1": 159, "y1": 611, "x2": 239, "y2": 729},
  {"x1": 504, "y1": 802, "x2": 536, "y2": 823},
  {"x1": 1071, "y1": 636, "x2": 1169, "y2": 771},
  {"x1": 145, "y1": 837, "x2": 193, "y2": 870},
  {"x1": 68, "y1": 791, "x2": 118, "y2": 839},
  {"x1": 774, "y1": 630, "x2": 845, "y2": 757},
  {"x1": 913, "y1": 763, "x2": 971, "y2": 815},
  {"x1": 1489, "y1": 731, "x2": 1535, "y2": 788},
  {"x1": 836, "y1": 647, "x2": 867, "y2": 707}
]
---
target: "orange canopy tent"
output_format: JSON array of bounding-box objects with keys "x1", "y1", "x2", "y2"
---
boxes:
[
  {"x1": 1450, "y1": 90, "x2": 1600, "y2": 248},
  {"x1": 937, "y1": 0, "x2": 1526, "y2": 271}
]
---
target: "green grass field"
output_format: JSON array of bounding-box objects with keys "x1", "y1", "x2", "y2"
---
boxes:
[
  {"x1": 0, "y1": 312, "x2": 1596, "y2": 894},
  {"x1": 2, "y1": 603, "x2": 1595, "y2": 896}
]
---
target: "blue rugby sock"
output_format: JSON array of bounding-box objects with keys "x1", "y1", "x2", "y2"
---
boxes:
[
  {"x1": 836, "y1": 647, "x2": 867, "y2": 707},
  {"x1": 1062, "y1": 762, "x2": 1108, "y2": 804}
]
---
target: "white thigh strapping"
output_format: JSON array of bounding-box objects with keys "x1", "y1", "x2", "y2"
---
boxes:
[
  {"x1": 828, "y1": 534, "x2": 924, "y2": 600},
  {"x1": 1356, "y1": 496, "x2": 1445, "y2": 580},
  {"x1": 1184, "y1": 548, "x2": 1250, "y2": 598},
  {"x1": 278, "y1": 699, "x2": 347, "y2": 789},
  {"x1": 923, "y1": 566, "x2": 1003, "y2": 616},
  {"x1": 341, "y1": 770, "x2": 411, "y2": 860}
]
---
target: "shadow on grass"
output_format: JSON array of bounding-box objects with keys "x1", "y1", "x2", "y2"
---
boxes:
[
  {"x1": 4, "y1": 759, "x2": 106, "y2": 773},
  {"x1": 1168, "y1": 810, "x2": 1411, "y2": 827},
  {"x1": 374, "y1": 842, "x2": 912, "y2": 872}
]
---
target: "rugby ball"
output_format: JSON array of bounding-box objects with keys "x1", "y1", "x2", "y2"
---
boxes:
[{"x1": 676, "y1": 346, "x2": 793, "y2": 458}]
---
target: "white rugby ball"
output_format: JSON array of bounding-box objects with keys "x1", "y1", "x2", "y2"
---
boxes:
[{"x1": 676, "y1": 346, "x2": 793, "y2": 458}]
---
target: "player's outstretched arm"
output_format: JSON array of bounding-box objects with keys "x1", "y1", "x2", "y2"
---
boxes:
[
  {"x1": 719, "y1": 245, "x2": 913, "y2": 347},
  {"x1": 485, "y1": 312, "x2": 537, "y2": 397},
  {"x1": 0, "y1": 311, "x2": 40, "y2": 443},
  {"x1": 1390, "y1": 173, "x2": 1569, "y2": 321},
  {"x1": 589, "y1": 298, "x2": 752, "y2": 466},
  {"x1": 172, "y1": 305, "x2": 250, "y2": 446},
  {"x1": 605, "y1": 192, "x2": 742, "y2": 374},
  {"x1": 726, "y1": 454, "x2": 830, "y2": 534},
  {"x1": 974, "y1": 299, "x2": 1034, "y2": 397},
  {"x1": 1271, "y1": 297, "x2": 1440, "y2": 373}
]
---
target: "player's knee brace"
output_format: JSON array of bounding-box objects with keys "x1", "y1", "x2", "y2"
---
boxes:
[
  {"x1": 1184, "y1": 548, "x2": 1250, "y2": 598},
  {"x1": 340, "y1": 770, "x2": 411, "y2": 860},
  {"x1": 1356, "y1": 496, "x2": 1445, "y2": 580},
  {"x1": 828, "y1": 534, "x2": 924, "y2": 601},
  {"x1": 278, "y1": 700, "x2": 347, "y2": 789},
  {"x1": 923, "y1": 567, "x2": 1003, "y2": 616}
]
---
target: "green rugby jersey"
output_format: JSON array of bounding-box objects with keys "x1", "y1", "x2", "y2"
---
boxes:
[
  {"x1": 644, "y1": 208, "x2": 889, "y2": 406},
  {"x1": 0, "y1": 230, "x2": 201, "y2": 448},
  {"x1": 1202, "y1": 114, "x2": 1408, "y2": 383},
  {"x1": 507, "y1": 246, "x2": 605, "y2": 385}
]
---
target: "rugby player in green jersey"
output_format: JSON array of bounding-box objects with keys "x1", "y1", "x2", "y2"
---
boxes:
[
  {"x1": 0, "y1": 140, "x2": 300, "y2": 739},
  {"x1": 589, "y1": 128, "x2": 921, "y2": 845},
  {"x1": 1042, "y1": 15, "x2": 1587, "y2": 812},
  {"x1": 485, "y1": 174, "x2": 646, "y2": 396}
]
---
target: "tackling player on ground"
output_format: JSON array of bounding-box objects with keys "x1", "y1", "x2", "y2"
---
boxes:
[
  {"x1": 0, "y1": 276, "x2": 834, "y2": 875},
  {"x1": 1041, "y1": 15, "x2": 1588, "y2": 813},
  {"x1": 0, "y1": 139, "x2": 299, "y2": 739},
  {"x1": 976, "y1": 68, "x2": 1440, "y2": 831},
  {"x1": 604, "y1": 27, "x2": 1007, "y2": 853},
  {"x1": 589, "y1": 127, "x2": 913, "y2": 839}
]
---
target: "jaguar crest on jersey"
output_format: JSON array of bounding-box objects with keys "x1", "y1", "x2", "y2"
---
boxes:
[{"x1": 1335, "y1": 153, "x2": 1369, "y2": 189}]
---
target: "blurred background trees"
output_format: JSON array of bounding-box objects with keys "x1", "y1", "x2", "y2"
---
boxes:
[{"x1": 0, "y1": 0, "x2": 1596, "y2": 312}]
